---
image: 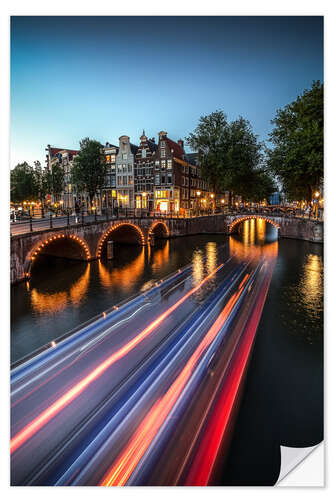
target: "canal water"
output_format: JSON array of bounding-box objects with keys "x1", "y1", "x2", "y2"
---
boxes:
[{"x1": 10, "y1": 220, "x2": 323, "y2": 485}]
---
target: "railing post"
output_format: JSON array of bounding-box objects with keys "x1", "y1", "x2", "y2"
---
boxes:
[
  {"x1": 67, "y1": 212, "x2": 70, "y2": 226},
  {"x1": 29, "y1": 216, "x2": 33, "y2": 232},
  {"x1": 50, "y1": 214, "x2": 53, "y2": 229}
]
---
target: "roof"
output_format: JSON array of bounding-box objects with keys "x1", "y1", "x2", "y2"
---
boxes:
[
  {"x1": 166, "y1": 138, "x2": 184, "y2": 159},
  {"x1": 186, "y1": 152, "x2": 199, "y2": 166},
  {"x1": 147, "y1": 139, "x2": 158, "y2": 153},
  {"x1": 49, "y1": 147, "x2": 79, "y2": 158},
  {"x1": 130, "y1": 143, "x2": 139, "y2": 155}
]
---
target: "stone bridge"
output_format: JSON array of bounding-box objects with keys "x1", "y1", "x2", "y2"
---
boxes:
[{"x1": 10, "y1": 214, "x2": 323, "y2": 284}]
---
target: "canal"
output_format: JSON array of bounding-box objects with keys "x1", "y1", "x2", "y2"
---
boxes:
[{"x1": 11, "y1": 220, "x2": 323, "y2": 485}]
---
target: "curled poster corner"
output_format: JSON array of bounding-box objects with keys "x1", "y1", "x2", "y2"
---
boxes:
[{"x1": 276, "y1": 442, "x2": 324, "y2": 486}]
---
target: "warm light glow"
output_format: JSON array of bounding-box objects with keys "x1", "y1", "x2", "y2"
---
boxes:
[
  {"x1": 210, "y1": 193, "x2": 214, "y2": 199},
  {"x1": 314, "y1": 191, "x2": 320, "y2": 198},
  {"x1": 196, "y1": 191, "x2": 201, "y2": 196},
  {"x1": 159, "y1": 201, "x2": 168, "y2": 212}
]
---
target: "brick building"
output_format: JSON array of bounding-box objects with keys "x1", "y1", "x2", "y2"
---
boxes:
[
  {"x1": 45, "y1": 145, "x2": 79, "y2": 209},
  {"x1": 134, "y1": 130, "x2": 158, "y2": 211}
]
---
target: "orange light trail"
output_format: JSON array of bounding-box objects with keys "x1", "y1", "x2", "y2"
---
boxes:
[
  {"x1": 99, "y1": 277, "x2": 249, "y2": 486},
  {"x1": 11, "y1": 260, "x2": 230, "y2": 454},
  {"x1": 185, "y1": 268, "x2": 274, "y2": 485}
]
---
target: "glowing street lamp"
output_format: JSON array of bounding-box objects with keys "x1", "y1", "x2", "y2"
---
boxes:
[
  {"x1": 196, "y1": 191, "x2": 201, "y2": 197},
  {"x1": 210, "y1": 193, "x2": 215, "y2": 199},
  {"x1": 314, "y1": 191, "x2": 320, "y2": 198}
]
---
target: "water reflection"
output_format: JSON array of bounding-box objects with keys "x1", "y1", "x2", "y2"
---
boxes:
[
  {"x1": 298, "y1": 253, "x2": 323, "y2": 321},
  {"x1": 230, "y1": 219, "x2": 278, "y2": 261},
  {"x1": 98, "y1": 247, "x2": 145, "y2": 293},
  {"x1": 192, "y1": 250, "x2": 204, "y2": 287},
  {"x1": 150, "y1": 241, "x2": 170, "y2": 271},
  {"x1": 30, "y1": 264, "x2": 90, "y2": 314}
]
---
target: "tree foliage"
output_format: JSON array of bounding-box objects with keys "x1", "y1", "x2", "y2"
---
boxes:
[
  {"x1": 186, "y1": 110, "x2": 271, "y2": 202},
  {"x1": 10, "y1": 162, "x2": 38, "y2": 203},
  {"x1": 71, "y1": 138, "x2": 107, "y2": 205},
  {"x1": 46, "y1": 160, "x2": 65, "y2": 200},
  {"x1": 33, "y1": 161, "x2": 49, "y2": 204},
  {"x1": 267, "y1": 81, "x2": 323, "y2": 202}
]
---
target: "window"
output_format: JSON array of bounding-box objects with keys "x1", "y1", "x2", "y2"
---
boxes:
[
  {"x1": 123, "y1": 176, "x2": 127, "y2": 185},
  {"x1": 161, "y1": 160, "x2": 166, "y2": 169},
  {"x1": 160, "y1": 141, "x2": 165, "y2": 147},
  {"x1": 106, "y1": 155, "x2": 111, "y2": 164},
  {"x1": 111, "y1": 154, "x2": 116, "y2": 163},
  {"x1": 160, "y1": 148, "x2": 165, "y2": 157},
  {"x1": 122, "y1": 153, "x2": 127, "y2": 160},
  {"x1": 111, "y1": 177, "x2": 116, "y2": 187},
  {"x1": 123, "y1": 164, "x2": 127, "y2": 173},
  {"x1": 155, "y1": 160, "x2": 160, "y2": 167},
  {"x1": 167, "y1": 159, "x2": 172, "y2": 169},
  {"x1": 128, "y1": 175, "x2": 133, "y2": 185},
  {"x1": 155, "y1": 174, "x2": 160, "y2": 185},
  {"x1": 118, "y1": 165, "x2": 122, "y2": 173},
  {"x1": 118, "y1": 177, "x2": 122, "y2": 185},
  {"x1": 128, "y1": 165, "x2": 132, "y2": 172},
  {"x1": 142, "y1": 149, "x2": 146, "y2": 158},
  {"x1": 185, "y1": 177, "x2": 189, "y2": 186},
  {"x1": 182, "y1": 176, "x2": 185, "y2": 186},
  {"x1": 167, "y1": 174, "x2": 172, "y2": 184},
  {"x1": 161, "y1": 175, "x2": 166, "y2": 184}
]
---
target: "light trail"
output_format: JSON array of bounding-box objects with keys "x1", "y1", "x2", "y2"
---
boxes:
[
  {"x1": 99, "y1": 278, "x2": 249, "y2": 486},
  {"x1": 184, "y1": 265, "x2": 274, "y2": 485},
  {"x1": 11, "y1": 258, "x2": 229, "y2": 454}
]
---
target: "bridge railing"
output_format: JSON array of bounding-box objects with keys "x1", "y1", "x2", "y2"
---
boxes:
[{"x1": 10, "y1": 206, "x2": 323, "y2": 236}]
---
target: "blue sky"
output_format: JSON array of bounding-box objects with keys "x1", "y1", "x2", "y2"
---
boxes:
[{"x1": 10, "y1": 16, "x2": 323, "y2": 168}]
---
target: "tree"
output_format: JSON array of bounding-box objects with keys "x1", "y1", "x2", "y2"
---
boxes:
[
  {"x1": 33, "y1": 161, "x2": 49, "y2": 206},
  {"x1": 244, "y1": 169, "x2": 276, "y2": 203},
  {"x1": 186, "y1": 111, "x2": 264, "y2": 204},
  {"x1": 71, "y1": 138, "x2": 107, "y2": 207},
  {"x1": 186, "y1": 110, "x2": 230, "y2": 194},
  {"x1": 10, "y1": 162, "x2": 38, "y2": 203},
  {"x1": 46, "y1": 160, "x2": 65, "y2": 201},
  {"x1": 267, "y1": 81, "x2": 323, "y2": 202}
]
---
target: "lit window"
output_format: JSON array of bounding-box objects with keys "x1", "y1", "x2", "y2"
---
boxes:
[
  {"x1": 128, "y1": 175, "x2": 133, "y2": 185},
  {"x1": 167, "y1": 159, "x2": 172, "y2": 169},
  {"x1": 106, "y1": 155, "x2": 111, "y2": 164},
  {"x1": 118, "y1": 177, "x2": 122, "y2": 185},
  {"x1": 155, "y1": 160, "x2": 160, "y2": 167},
  {"x1": 161, "y1": 160, "x2": 166, "y2": 169}
]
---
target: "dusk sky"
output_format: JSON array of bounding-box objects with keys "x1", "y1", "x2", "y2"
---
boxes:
[{"x1": 10, "y1": 16, "x2": 323, "y2": 168}]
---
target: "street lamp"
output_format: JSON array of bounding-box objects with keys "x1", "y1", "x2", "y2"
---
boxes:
[
  {"x1": 196, "y1": 191, "x2": 201, "y2": 197},
  {"x1": 314, "y1": 191, "x2": 320, "y2": 198}
]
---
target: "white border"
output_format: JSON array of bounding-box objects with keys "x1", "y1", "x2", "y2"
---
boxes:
[{"x1": 1, "y1": 1, "x2": 331, "y2": 498}]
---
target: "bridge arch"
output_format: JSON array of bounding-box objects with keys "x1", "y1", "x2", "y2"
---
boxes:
[
  {"x1": 228, "y1": 215, "x2": 280, "y2": 234},
  {"x1": 96, "y1": 222, "x2": 145, "y2": 258},
  {"x1": 25, "y1": 233, "x2": 91, "y2": 278},
  {"x1": 148, "y1": 221, "x2": 170, "y2": 243}
]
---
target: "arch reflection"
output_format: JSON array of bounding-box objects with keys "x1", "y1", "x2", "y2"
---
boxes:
[
  {"x1": 30, "y1": 264, "x2": 90, "y2": 314},
  {"x1": 98, "y1": 247, "x2": 145, "y2": 293}
]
